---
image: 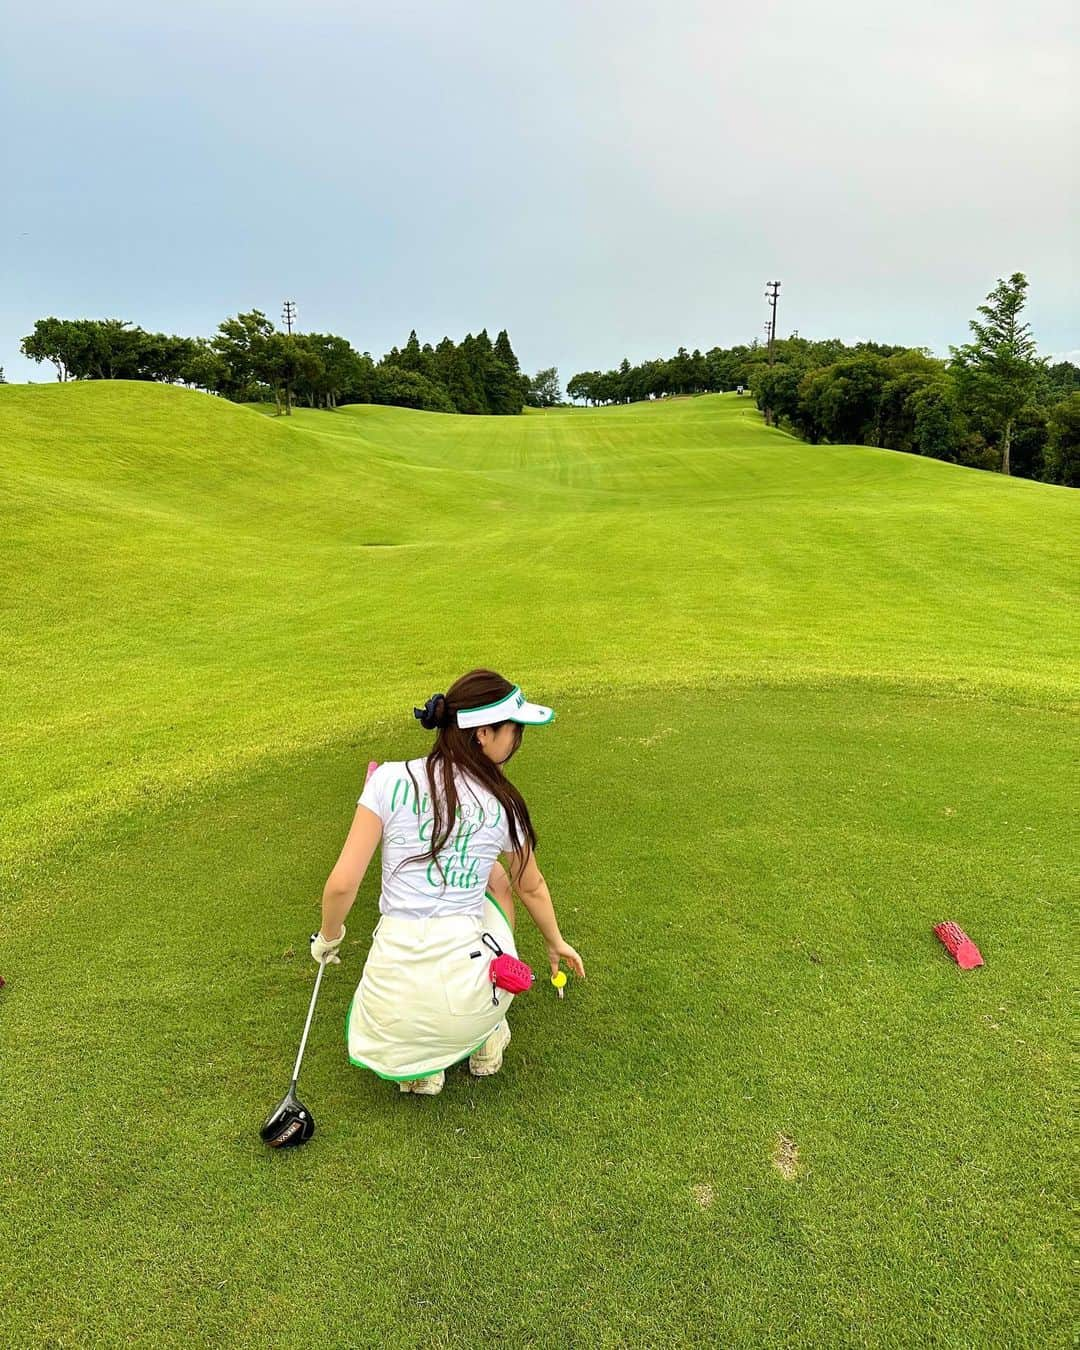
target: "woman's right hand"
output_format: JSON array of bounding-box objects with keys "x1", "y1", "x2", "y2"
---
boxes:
[
  {"x1": 310, "y1": 925, "x2": 346, "y2": 966},
  {"x1": 546, "y1": 938, "x2": 585, "y2": 981}
]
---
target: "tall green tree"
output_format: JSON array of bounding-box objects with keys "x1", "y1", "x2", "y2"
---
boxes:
[
  {"x1": 906, "y1": 378, "x2": 967, "y2": 463},
  {"x1": 210, "y1": 310, "x2": 275, "y2": 401},
  {"x1": 21, "y1": 317, "x2": 144, "y2": 381},
  {"x1": 469, "y1": 331, "x2": 497, "y2": 413},
  {"x1": 295, "y1": 333, "x2": 358, "y2": 408},
  {"x1": 85, "y1": 319, "x2": 144, "y2": 379},
  {"x1": 751, "y1": 363, "x2": 802, "y2": 429},
  {"x1": 370, "y1": 364, "x2": 455, "y2": 413},
  {"x1": 435, "y1": 337, "x2": 484, "y2": 414},
  {"x1": 259, "y1": 332, "x2": 320, "y2": 415},
  {"x1": 21, "y1": 317, "x2": 79, "y2": 380},
  {"x1": 493, "y1": 329, "x2": 520, "y2": 374},
  {"x1": 1043, "y1": 393, "x2": 1080, "y2": 487},
  {"x1": 797, "y1": 356, "x2": 887, "y2": 445},
  {"x1": 525, "y1": 367, "x2": 561, "y2": 407},
  {"x1": 494, "y1": 328, "x2": 528, "y2": 405},
  {"x1": 949, "y1": 272, "x2": 1047, "y2": 475},
  {"x1": 178, "y1": 338, "x2": 229, "y2": 394},
  {"x1": 397, "y1": 329, "x2": 424, "y2": 374}
]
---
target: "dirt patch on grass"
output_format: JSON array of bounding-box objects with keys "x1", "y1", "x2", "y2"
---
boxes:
[
  {"x1": 691, "y1": 1183, "x2": 714, "y2": 1209},
  {"x1": 772, "y1": 1133, "x2": 801, "y2": 1180}
]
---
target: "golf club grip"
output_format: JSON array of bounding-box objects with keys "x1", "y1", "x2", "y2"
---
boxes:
[{"x1": 291, "y1": 956, "x2": 329, "y2": 1085}]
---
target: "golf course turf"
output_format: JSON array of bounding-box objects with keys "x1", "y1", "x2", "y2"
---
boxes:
[{"x1": 1, "y1": 382, "x2": 1076, "y2": 1346}]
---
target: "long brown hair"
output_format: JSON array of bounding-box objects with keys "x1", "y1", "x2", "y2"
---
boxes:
[{"x1": 394, "y1": 668, "x2": 539, "y2": 889}]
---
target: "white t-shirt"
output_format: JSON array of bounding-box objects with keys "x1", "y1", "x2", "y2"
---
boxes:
[{"x1": 357, "y1": 757, "x2": 513, "y2": 920}]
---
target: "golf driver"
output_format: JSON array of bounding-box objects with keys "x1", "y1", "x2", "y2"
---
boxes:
[{"x1": 260, "y1": 954, "x2": 329, "y2": 1148}]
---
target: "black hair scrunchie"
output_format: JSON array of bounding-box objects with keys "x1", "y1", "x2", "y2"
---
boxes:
[{"x1": 412, "y1": 692, "x2": 451, "y2": 732}]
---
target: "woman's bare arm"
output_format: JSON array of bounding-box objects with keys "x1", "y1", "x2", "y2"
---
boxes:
[
  {"x1": 319, "y1": 803, "x2": 383, "y2": 939},
  {"x1": 505, "y1": 845, "x2": 586, "y2": 979},
  {"x1": 506, "y1": 854, "x2": 561, "y2": 945}
]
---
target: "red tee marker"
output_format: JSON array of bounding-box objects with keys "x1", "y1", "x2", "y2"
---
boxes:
[{"x1": 934, "y1": 921, "x2": 984, "y2": 970}]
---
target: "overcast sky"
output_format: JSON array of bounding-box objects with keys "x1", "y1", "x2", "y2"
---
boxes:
[{"x1": 2, "y1": 0, "x2": 1077, "y2": 385}]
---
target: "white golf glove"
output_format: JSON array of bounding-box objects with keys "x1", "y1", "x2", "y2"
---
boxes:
[{"x1": 310, "y1": 925, "x2": 346, "y2": 965}]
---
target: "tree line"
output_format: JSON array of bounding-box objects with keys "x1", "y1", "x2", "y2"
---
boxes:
[
  {"x1": 19, "y1": 313, "x2": 534, "y2": 416},
  {"x1": 14, "y1": 276, "x2": 1079, "y2": 483},
  {"x1": 566, "y1": 274, "x2": 1079, "y2": 485}
]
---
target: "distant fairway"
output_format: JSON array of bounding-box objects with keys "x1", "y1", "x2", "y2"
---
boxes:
[{"x1": 1, "y1": 382, "x2": 1076, "y2": 1346}]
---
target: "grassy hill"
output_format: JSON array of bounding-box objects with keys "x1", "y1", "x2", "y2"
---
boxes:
[{"x1": 1, "y1": 382, "x2": 1076, "y2": 1345}]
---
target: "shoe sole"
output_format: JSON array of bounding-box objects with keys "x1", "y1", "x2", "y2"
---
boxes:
[
  {"x1": 399, "y1": 1073, "x2": 445, "y2": 1095},
  {"x1": 469, "y1": 1023, "x2": 511, "y2": 1077}
]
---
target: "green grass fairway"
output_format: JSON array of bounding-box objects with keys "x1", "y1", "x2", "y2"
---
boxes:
[{"x1": 1, "y1": 383, "x2": 1076, "y2": 1347}]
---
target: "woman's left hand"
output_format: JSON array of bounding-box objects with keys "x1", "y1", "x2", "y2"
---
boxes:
[
  {"x1": 546, "y1": 937, "x2": 586, "y2": 981},
  {"x1": 310, "y1": 925, "x2": 346, "y2": 965}
]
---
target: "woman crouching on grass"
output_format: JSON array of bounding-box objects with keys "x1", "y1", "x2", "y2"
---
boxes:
[{"x1": 310, "y1": 668, "x2": 586, "y2": 1096}]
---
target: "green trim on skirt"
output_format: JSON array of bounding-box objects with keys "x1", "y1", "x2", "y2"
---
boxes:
[{"x1": 345, "y1": 888, "x2": 514, "y2": 1081}]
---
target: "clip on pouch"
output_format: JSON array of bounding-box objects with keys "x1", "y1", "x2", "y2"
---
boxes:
[
  {"x1": 481, "y1": 932, "x2": 534, "y2": 1004},
  {"x1": 490, "y1": 953, "x2": 534, "y2": 994}
]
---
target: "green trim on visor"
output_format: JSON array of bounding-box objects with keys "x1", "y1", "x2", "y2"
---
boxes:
[
  {"x1": 510, "y1": 707, "x2": 555, "y2": 726},
  {"x1": 459, "y1": 684, "x2": 521, "y2": 716}
]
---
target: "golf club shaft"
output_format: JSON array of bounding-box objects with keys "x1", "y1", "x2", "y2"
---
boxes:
[{"x1": 290, "y1": 956, "x2": 328, "y2": 1087}]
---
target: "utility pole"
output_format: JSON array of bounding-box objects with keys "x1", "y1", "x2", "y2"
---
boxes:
[
  {"x1": 759, "y1": 323, "x2": 774, "y2": 425},
  {"x1": 764, "y1": 281, "x2": 781, "y2": 366},
  {"x1": 280, "y1": 301, "x2": 297, "y2": 415}
]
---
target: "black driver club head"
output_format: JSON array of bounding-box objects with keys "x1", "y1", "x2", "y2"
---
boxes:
[{"x1": 260, "y1": 1086, "x2": 315, "y2": 1148}]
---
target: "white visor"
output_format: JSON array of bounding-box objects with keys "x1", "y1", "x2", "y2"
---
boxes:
[{"x1": 456, "y1": 685, "x2": 555, "y2": 729}]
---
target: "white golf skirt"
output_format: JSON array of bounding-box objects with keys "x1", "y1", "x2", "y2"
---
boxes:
[{"x1": 345, "y1": 892, "x2": 518, "y2": 1081}]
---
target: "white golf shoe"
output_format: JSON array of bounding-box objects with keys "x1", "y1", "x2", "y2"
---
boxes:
[
  {"x1": 469, "y1": 1019, "x2": 511, "y2": 1076},
  {"x1": 399, "y1": 1070, "x2": 445, "y2": 1096}
]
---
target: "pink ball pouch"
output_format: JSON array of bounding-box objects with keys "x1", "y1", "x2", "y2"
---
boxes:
[{"x1": 489, "y1": 954, "x2": 534, "y2": 995}]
